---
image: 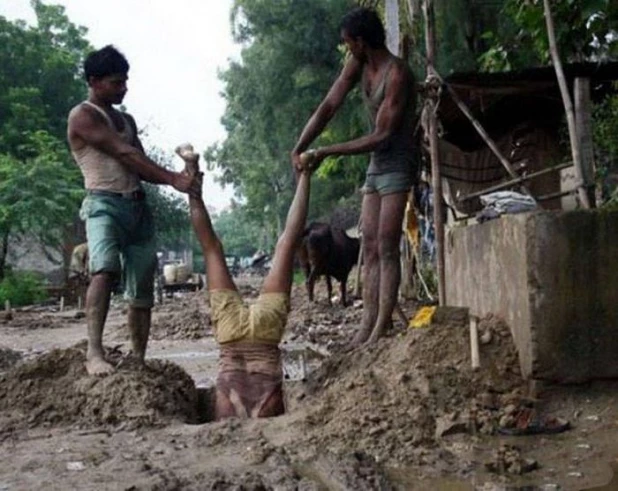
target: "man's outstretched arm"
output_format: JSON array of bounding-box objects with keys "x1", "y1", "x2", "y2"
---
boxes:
[
  {"x1": 178, "y1": 146, "x2": 237, "y2": 292},
  {"x1": 261, "y1": 170, "x2": 312, "y2": 295},
  {"x1": 69, "y1": 107, "x2": 200, "y2": 197},
  {"x1": 290, "y1": 57, "x2": 361, "y2": 171}
]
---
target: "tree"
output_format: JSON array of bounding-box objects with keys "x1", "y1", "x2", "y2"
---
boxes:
[
  {"x1": 209, "y1": 0, "x2": 368, "y2": 246},
  {"x1": 0, "y1": 131, "x2": 83, "y2": 279},
  {"x1": 142, "y1": 147, "x2": 191, "y2": 252},
  {"x1": 212, "y1": 202, "x2": 266, "y2": 257},
  {"x1": 0, "y1": 1, "x2": 91, "y2": 157},
  {"x1": 477, "y1": 0, "x2": 618, "y2": 71},
  {"x1": 0, "y1": 1, "x2": 92, "y2": 279}
]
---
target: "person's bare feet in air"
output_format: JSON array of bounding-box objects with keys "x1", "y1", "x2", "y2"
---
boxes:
[{"x1": 175, "y1": 143, "x2": 200, "y2": 176}]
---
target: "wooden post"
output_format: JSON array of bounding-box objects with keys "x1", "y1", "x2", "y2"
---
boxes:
[
  {"x1": 470, "y1": 316, "x2": 480, "y2": 370},
  {"x1": 385, "y1": 0, "x2": 400, "y2": 55},
  {"x1": 4, "y1": 300, "x2": 10, "y2": 312},
  {"x1": 353, "y1": 238, "x2": 363, "y2": 298},
  {"x1": 458, "y1": 161, "x2": 574, "y2": 202},
  {"x1": 542, "y1": 0, "x2": 591, "y2": 209},
  {"x1": 423, "y1": 0, "x2": 446, "y2": 305},
  {"x1": 574, "y1": 77, "x2": 596, "y2": 207}
]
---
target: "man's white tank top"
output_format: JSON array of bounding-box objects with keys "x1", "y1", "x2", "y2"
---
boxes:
[{"x1": 72, "y1": 101, "x2": 141, "y2": 193}]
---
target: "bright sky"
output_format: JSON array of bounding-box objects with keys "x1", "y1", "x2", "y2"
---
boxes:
[{"x1": 0, "y1": 0, "x2": 239, "y2": 211}]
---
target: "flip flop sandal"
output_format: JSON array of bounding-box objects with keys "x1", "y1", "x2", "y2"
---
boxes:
[{"x1": 498, "y1": 416, "x2": 570, "y2": 436}]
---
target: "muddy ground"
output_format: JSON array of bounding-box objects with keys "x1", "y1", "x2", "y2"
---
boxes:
[{"x1": 0, "y1": 276, "x2": 617, "y2": 490}]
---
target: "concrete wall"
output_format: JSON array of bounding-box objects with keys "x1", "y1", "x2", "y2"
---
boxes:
[
  {"x1": 7, "y1": 235, "x2": 65, "y2": 285},
  {"x1": 445, "y1": 210, "x2": 618, "y2": 383}
]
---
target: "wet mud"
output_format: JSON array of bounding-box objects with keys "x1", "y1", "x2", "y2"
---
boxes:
[{"x1": 0, "y1": 280, "x2": 617, "y2": 490}]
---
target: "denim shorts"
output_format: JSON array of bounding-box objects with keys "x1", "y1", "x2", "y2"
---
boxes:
[
  {"x1": 362, "y1": 171, "x2": 414, "y2": 196},
  {"x1": 79, "y1": 194, "x2": 157, "y2": 308}
]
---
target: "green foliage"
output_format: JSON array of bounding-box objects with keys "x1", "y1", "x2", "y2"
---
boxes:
[
  {"x1": 478, "y1": 0, "x2": 618, "y2": 71},
  {"x1": 213, "y1": 202, "x2": 269, "y2": 256},
  {"x1": 141, "y1": 146, "x2": 191, "y2": 251},
  {"x1": 593, "y1": 89, "x2": 618, "y2": 203},
  {"x1": 0, "y1": 2, "x2": 92, "y2": 279},
  {"x1": 0, "y1": 131, "x2": 84, "y2": 278},
  {"x1": 594, "y1": 90, "x2": 618, "y2": 164},
  {"x1": 0, "y1": 271, "x2": 47, "y2": 306},
  {"x1": 434, "y1": 0, "x2": 506, "y2": 74},
  {"x1": 0, "y1": 1, "x2": 91, "y2": 157},
  {"x1": 209, "y1": 0, "x2": 366, "y2": 245},
  {"x1": 293, "y1": 269, "x2": 305, "y2": 286}
]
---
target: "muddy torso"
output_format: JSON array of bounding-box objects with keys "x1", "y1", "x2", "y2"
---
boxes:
[
  {"x1": 361, "y1": 57, "x2": 417, "y2": 175},
  {"x1": 71, "y1": 101, "x2": 141, "y2": 193}
]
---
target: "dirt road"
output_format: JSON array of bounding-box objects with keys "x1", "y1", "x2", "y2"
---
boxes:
[{"x1": 0, "y1": 279, "x2": 617, "y2": 490}]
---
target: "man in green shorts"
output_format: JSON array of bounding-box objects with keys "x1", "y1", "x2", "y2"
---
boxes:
[
  {"x1": 67, "y1": 45, "x2": 200, "y2": 375},
  {"x1": 291, "y1": 7, "x2": 417, "y2": 346},
  {"x1": 176, "y1": 144, "x2": 313, "y2": 419}
]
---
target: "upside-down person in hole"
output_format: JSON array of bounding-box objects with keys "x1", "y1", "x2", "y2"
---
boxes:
[{"x1": 177, "y1": 144, "x2": 315, "y2": 419}]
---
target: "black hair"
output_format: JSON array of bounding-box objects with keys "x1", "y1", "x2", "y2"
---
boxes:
[
  {"x1": 339, "y1": 7, "x2": 385, "y2": 49},
  {"x1": 84, "y1": 45, "x2": 129, "y2": 81}
]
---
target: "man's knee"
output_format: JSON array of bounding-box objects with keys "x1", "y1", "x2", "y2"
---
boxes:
[
  {"x1": 378, "y1": 236, "x2": 401, "y2": 261},
  {"x1": 363, "y1": 235, "x2": 379, "y2": 263},
  {"x1": 89, "y1": 271, "x2": 116, "y2": 288}
]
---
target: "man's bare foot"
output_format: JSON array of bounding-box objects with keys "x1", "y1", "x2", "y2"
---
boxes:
[
  {"x1": 349, "y1": 326, "x2": 372, "y2": 348},
  {"x1": 85, "y1": 356, "x2": 115, "y2": 376},
  {"x1": 116, "y1": 352, "x2": 146, "y2": 370},
  {"x1": 365, "y1": 328, "x2": 382, "y2": 345}
]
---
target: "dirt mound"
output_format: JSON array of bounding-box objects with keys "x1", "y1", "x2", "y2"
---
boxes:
[
  {"x1": 151, "y1": 292, "x2": 211, "y2": 340},
  {"x1": 4, "y1": 312, "x2": 81, "y2": 330},
  {"x1": 0, "y1": 347, "x2": 21, "y2": 371},
  {"x1": 0, "y1": 344, "x2": 199, "y2": 432},
  {"x1": 296, "y1": 311, "x2": 523, "y2": 470},
  {"x1": 286, "y1": 283, "x2": 363, "y2": 352},
  {"x1": 190, "y1": 419, "x2": 395, "y2": 490}
]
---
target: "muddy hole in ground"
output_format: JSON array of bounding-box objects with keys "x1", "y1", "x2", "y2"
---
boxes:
[{"x1": 194, "y1": 386, "x2": 216, "y2": 424}]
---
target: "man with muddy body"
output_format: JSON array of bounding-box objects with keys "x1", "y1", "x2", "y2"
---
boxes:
[
  {"x1": 67, "y1": 46, "x2": 200, "y2": 376},
  {"x1": 291, "y1": 7, "x2": 417, "y2": 346},
  {"x1": 177, "y1": 145, "x2": 313, "y2": 419}
]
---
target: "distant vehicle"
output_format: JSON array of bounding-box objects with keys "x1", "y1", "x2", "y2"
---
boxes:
[{"x1": 155, "y1": 259, "x2": 203, "y2": 302}]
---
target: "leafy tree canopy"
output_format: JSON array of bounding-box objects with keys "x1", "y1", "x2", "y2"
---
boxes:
[
  {"x1": 209, "y1": 0, "x2": 368, "y2": 247},
  {"x1": 0, "y1": 1, "x2": 91, "y2": 279}
]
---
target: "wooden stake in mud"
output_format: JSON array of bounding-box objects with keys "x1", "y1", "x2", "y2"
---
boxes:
[
  {"x1": 77, "y1": 295, "x2": 83, "y2": 311},
  {"x1": 470, "y1": 315, "x2": 480, "y2": 370},
  {"x1": 543, "y1": 0, "x2": 591, "y2": 209},
  {"x1": 60, "y1": 296, "x2": 65, "y2": 312},
  {"x1": 4, "y1": 300, "x2": 10, "y2": 313},
  {"x1": 423, "y1": 0, "x2": 446, "y2": 305}
]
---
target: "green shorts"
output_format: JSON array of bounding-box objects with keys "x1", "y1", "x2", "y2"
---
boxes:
[
  {"x1": 79, "y1": 193, "x2": 157, "y2": 308},
  {"x1": 362, "y1": 171, "x2": 414, "y2": 196}
]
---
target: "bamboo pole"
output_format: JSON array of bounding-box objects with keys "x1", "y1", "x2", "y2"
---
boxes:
[
  {"x1": 423, "y1": 0, "x2": 446, "y2": 305},
  {"x1": 542, "y1": 0, "x2": 591, "y2": 209},
  {"x1": 442, "y1": 83, "x2": 526, "y2": 185},
  {"x1": 458, "y1": 161, "x2": 573, "y2": 202}
]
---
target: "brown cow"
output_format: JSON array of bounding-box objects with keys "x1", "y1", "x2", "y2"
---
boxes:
[{"x1": 297, "y1": 222, "x2": 360, "y2": 306}]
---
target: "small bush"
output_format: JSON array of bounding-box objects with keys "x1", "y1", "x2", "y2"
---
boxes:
[
  {"x1": 293, "y1": 269, "x2": 306, "y2": 286},
  {"x1": 0, "y1": 271, "x2": 47, "y2": 307}
]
